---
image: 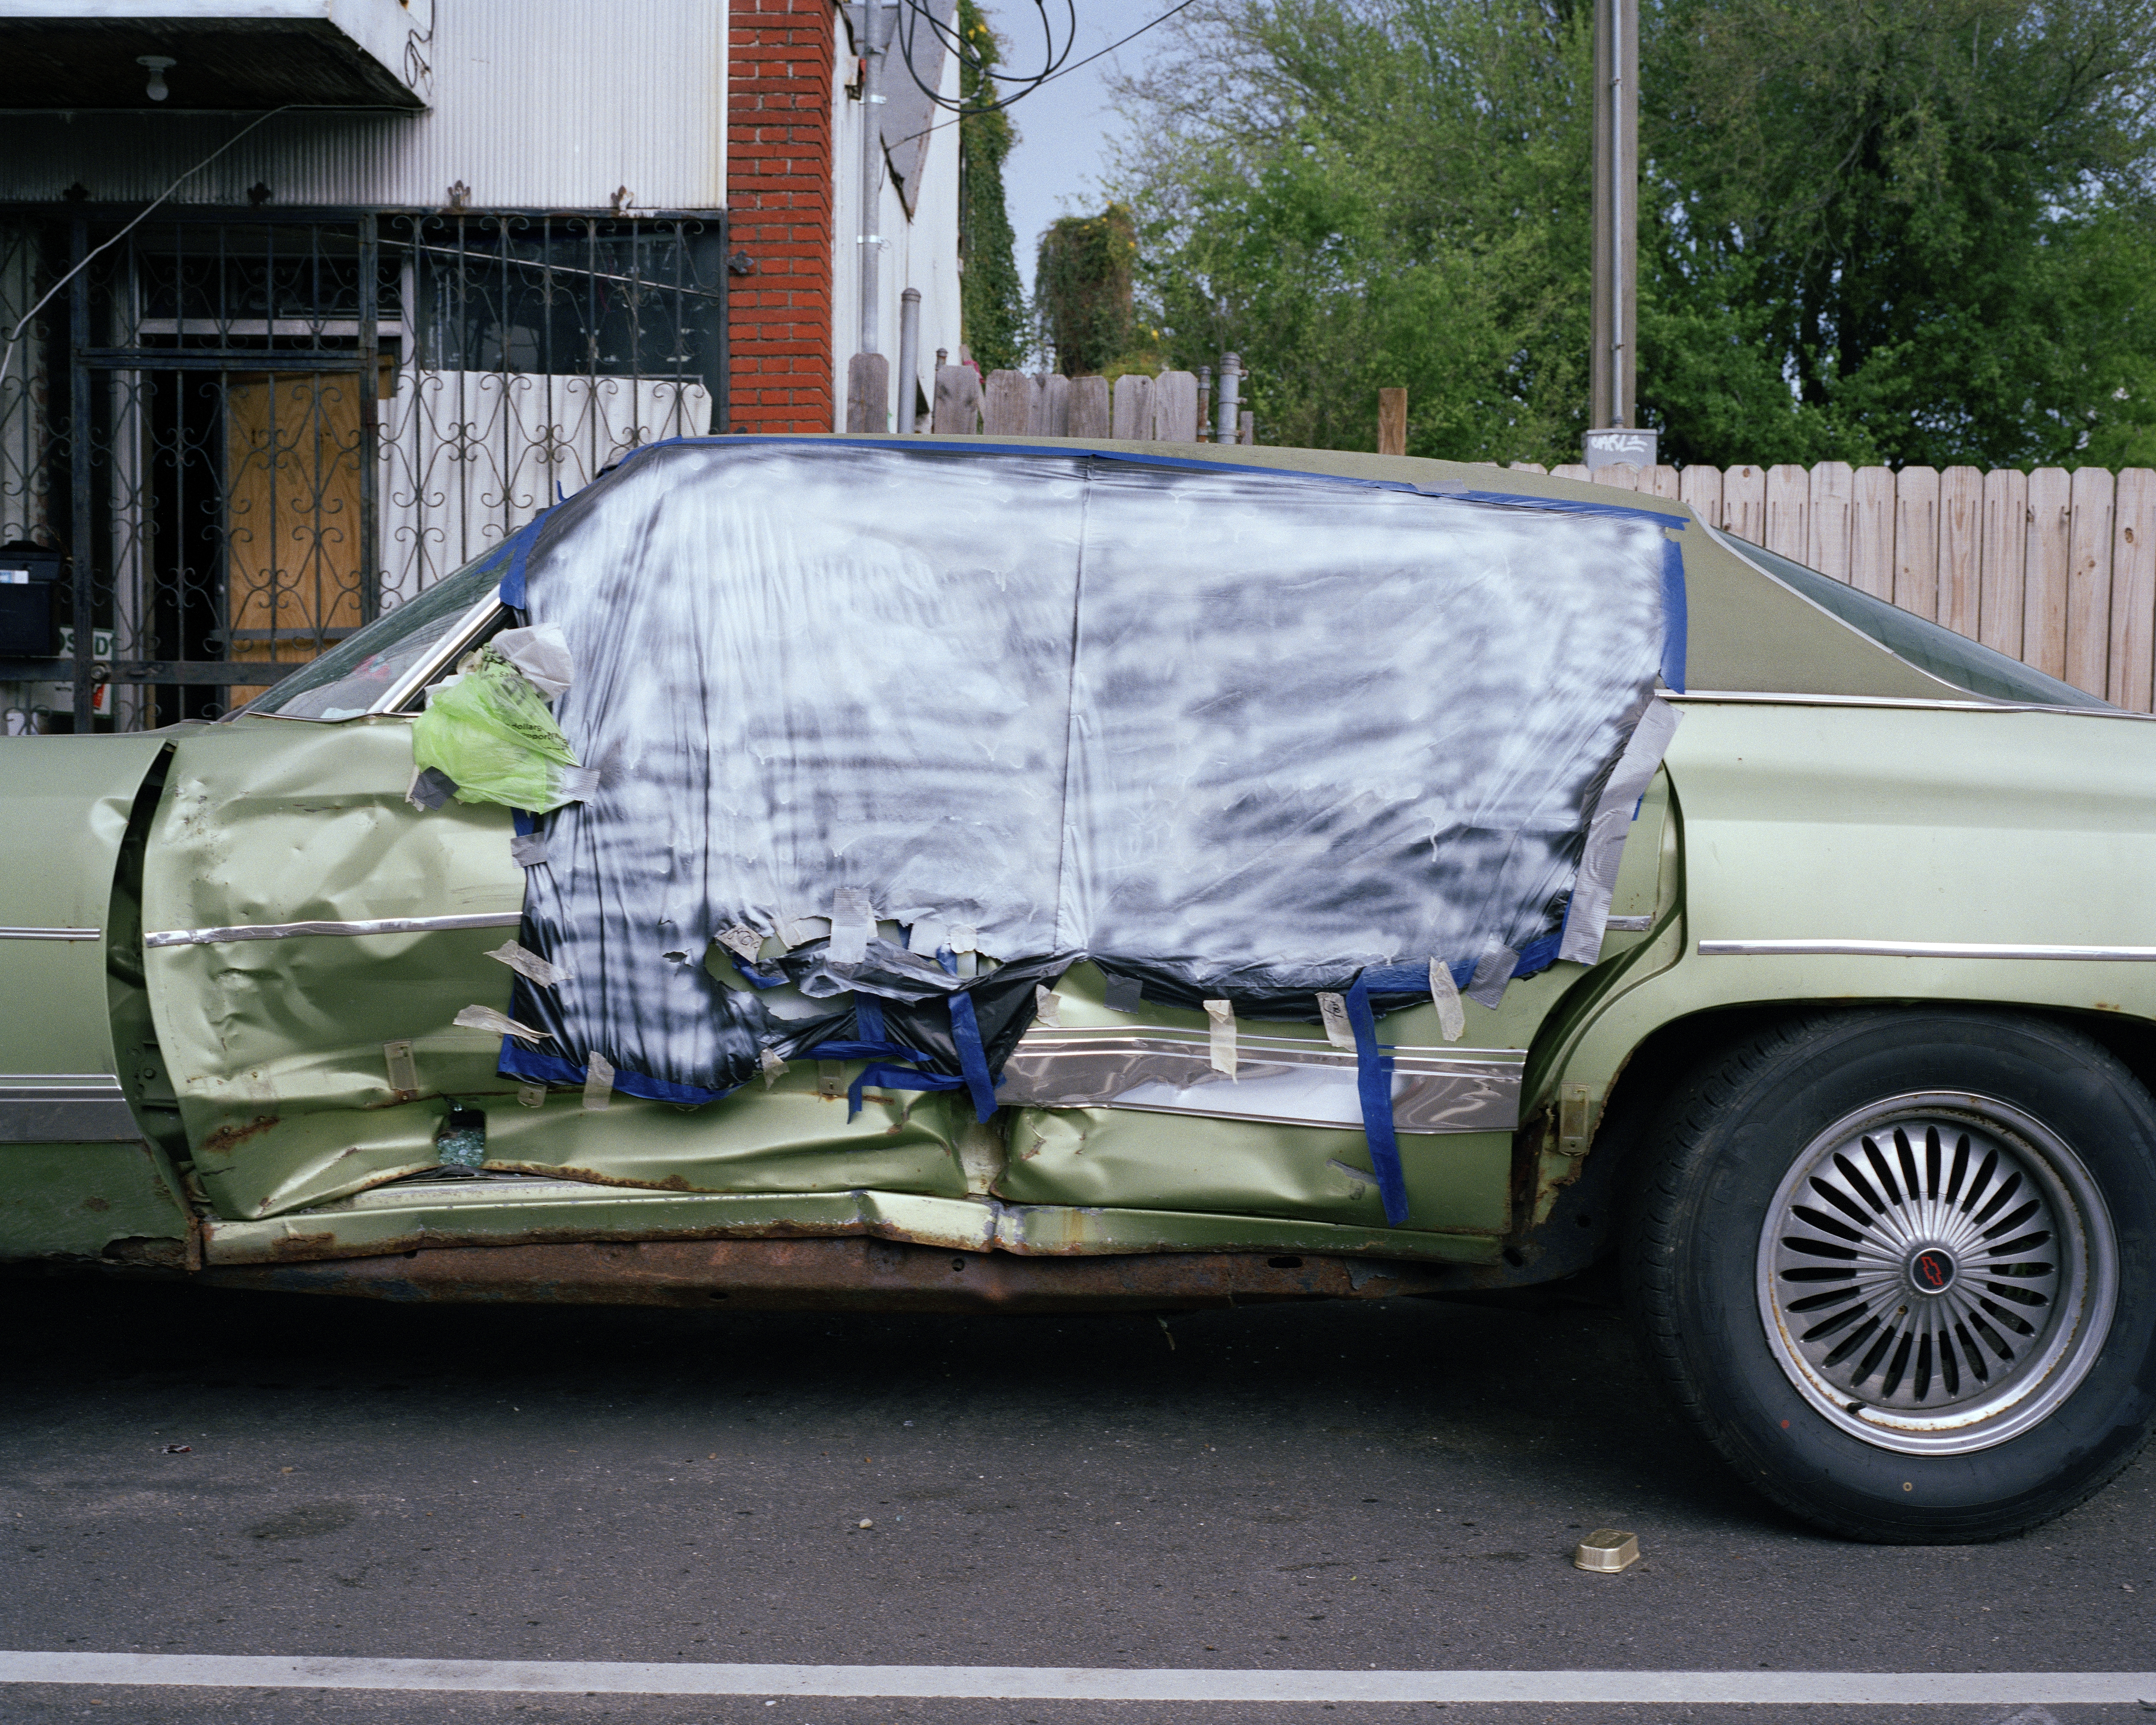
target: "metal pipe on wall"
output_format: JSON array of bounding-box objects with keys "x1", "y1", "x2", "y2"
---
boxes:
[
  {"x1": 857, "y1": 1, "x2": 888, "y2": 369},
  {"x1": 1215, "y1": 352, "x2": 1241, "y2": 446},
  {"x1": 895, "y1": 286, "x2": 920, "y2": 434}
]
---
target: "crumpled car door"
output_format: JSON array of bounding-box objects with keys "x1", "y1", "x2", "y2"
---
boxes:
[{"x1": 139, "y1": 716, "x2": 527, "y2": 1219}]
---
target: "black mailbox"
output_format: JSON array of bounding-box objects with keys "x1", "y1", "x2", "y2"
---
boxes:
[{"x1": 0, "y1": 546, "x2": 61, "y2": 657}]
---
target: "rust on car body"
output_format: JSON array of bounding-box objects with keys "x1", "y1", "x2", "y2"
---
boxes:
[
  {"x1": 195, "y1": 1235, "x2": 1464, "y2": 1311},
  {"x1": 201, "y1": 1116, "x2": 281, "y2": 1155}
]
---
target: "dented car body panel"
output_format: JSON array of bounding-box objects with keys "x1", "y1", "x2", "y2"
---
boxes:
[
  {"x1": 0, "y1": 732, "x2": 196, "y2": 1265},
  {"x1": 1547, "y1": 698, "x2": 2156, "y2": 1136},
  {"x1": 2, "y1": 443, "x2": 2150, "y2": 1311}
]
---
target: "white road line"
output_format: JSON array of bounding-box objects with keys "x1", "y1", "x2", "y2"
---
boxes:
[{"x1": 1, "y1": 1655, "x2": 2153, "y2": 1704}]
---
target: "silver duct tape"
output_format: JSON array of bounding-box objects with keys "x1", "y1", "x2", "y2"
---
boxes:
[
  {"x1": 1560, "y1": 697, "x2": 1682, "y2": 967},
  {"x1": 0, "y1": 1075, "x2": 137, "y2": 1143},
  {"x1": 1465, "y1": 943, "x2": 1518, "y2": 1011},
  {"x1": 998, "y1": 1029, "x2": 1524, "y2": 1134},
  {"x1": 145, "y1": 912, "x2": 524, "y2": 949},
  {"x1": 584, "y1": 1051, "x2": 615, "y2": 1111}
]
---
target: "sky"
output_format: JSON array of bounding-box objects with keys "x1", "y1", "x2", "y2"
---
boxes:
[{"x1": 973, "y1": 0, "x2": 1170, "y2": 294}]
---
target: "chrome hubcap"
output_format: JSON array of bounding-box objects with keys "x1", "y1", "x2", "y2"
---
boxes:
[{"x1": 1756, "y1": 1094, "x2": 2117, "y2": 1456}]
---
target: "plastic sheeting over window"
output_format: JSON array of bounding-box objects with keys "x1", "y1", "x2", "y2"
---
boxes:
[{"x1": 491, "y1": 441, "x2": 1677, "y2": 1119}]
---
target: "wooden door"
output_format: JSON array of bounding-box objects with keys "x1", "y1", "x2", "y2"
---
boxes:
[{"x1": 223, "y1": 372, "x2": 367, "y2": 707}]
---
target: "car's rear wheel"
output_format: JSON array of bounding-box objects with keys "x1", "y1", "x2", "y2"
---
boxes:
[{"x1": 1624, "y1": 1008, "x2": 2156, "y2": 1542}]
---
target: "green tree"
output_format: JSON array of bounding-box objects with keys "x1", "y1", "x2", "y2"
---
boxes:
[
  {"x1": 957, "y1": 0, "x2": 1027, "y2": 374},
  {"x1": 1111, "y1": 0, "x2": 2156, "y2": 468},
  {"x1": 1640, "y1": 0, "x2": 2156, "y2": 469},
  {"x1": 1112, "y1": 0, "x2": 1595, "y2": 460},
  {"x1": 1036, "y1": 205, "x2": 1141, "y2": 376}
]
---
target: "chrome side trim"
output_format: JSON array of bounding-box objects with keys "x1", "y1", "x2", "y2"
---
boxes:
[
  {"x1": 1665, "y1": 689, "x2": 2138, "y2": 719},
  {"x1": 0, "y1": 1073, "x2": 127, "y2": 1093},
  {"x1": 1603, "y1": 914, "x2": 1654, "y2": 933},
  {"x1": 0, "y1": 926, "x2": 100, "y2": 941},
  {"x1": 0, "y1": 1074, "x2": 138, "y2": 1142},
  {"x1": 146, "y1": 911, "x2": 523, "y2": 949},
  {"x1": 374, "y1": 592, "x2": 510, "y2": 715},
  {"x1": 1700, "y1": 938, "x2": 2156, "y2": 962},
  {"x1": 998, "y1": 1024, "x2": 1525, "y2": 1134}
]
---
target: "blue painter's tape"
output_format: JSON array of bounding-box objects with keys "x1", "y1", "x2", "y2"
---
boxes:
[
  {"x1": 854, "y1": 995, "x2": 887, "y2": 1044},
  {"x1": 1510, "y1": 929, "x2": 1565, "y2": 983},
  {"x1": 510, "y1": 808, "x2": 537, "y2": 838},
  {"x1": 1344, "y1": 973, "x2": 1408, "y2": 1226},
  {"x1": 1660, "y1": 535, "x2": 1688, "y2": 692},
  {"x1": 806, "y1": 1038, "x2": 935, "y2": 1064},
  {"x1": 497, "y1": 509, "x2": 555, "y2": 610},
  {"x1": 849, "y1": 1063, "x2": 965, "y2": 1120},
  {"x1": 948, "y1": 990, "x2": 998, "y2": 1123},
  {"x1": 1362, "y1": 938, "x2": 1563, "y2": 999},
  {"x1": 497, "y1": 1039, "x2": 739, "y2": 1106}
]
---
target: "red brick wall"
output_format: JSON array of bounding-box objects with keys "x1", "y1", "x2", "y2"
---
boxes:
[{"x1": 728, "y1": 0, "x2": 837, "y2": 433}]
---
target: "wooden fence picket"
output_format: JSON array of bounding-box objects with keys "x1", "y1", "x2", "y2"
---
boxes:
[
  {"x1": 1980, "y1": 468, "x2": 2029, "y2": 659},
  {"x1": 1808, "y1": 462, "x2": 1855, "y2": 585},
  {"x1": 1068, "y1": 376, "x2": 1111, "y2": 439},
  {"x1": 2025, "y1": 468, "x2": 2074, "y2": 679},
  {"x1": 1850, "y1": 466, "x2": 1894, "y2": 603},
  {"x1": 1725, "y1": 466, "x2": 1766, "y2": 544},
  {"x1": 1035, "y1": 374, "x2": 1071, "y2": 437},
  {"x1": 1153, "y1": 372, "x2": 1202, "y2": 443},
  {"x1": 2066, "y1": 467, "x2": 2116, "y2": 699},
  {"x1": 2112, "y1": 470, "x2": 2156, "y2": 712},
  {"x1": 1110, "y1": 374, "x2": 1154, "y2": 441},
  {"x1": 1766, "y1": 465, "x2": 1810, "y2": 561},
  {"x1": 1890, "y1": 467, "x2": 1937, "y2": 619},
  {"x1": 1679, "y1": 463, "x2": 1723, "y2": 529},
  {"x1": 1938, "y1": 467, "x2": 1983, "y2": 639}
]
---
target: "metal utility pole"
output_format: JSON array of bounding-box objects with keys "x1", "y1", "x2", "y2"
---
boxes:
[{"x1": 1589, "y1": 0, "x2": 1638, "y2": 436}]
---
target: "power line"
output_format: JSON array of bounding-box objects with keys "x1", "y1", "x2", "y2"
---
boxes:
[{"x1": 889, "y1": 0, "x2": 1205, "y2": 121}]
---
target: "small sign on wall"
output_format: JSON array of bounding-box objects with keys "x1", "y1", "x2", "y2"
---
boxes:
[{"x1": 1583, "y1": 427, "x2": 1659, "y2": 471}]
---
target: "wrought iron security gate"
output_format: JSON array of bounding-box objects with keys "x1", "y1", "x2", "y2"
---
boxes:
[{"x1": 0, "y1": 206, "x2": 727, "y2": 731}]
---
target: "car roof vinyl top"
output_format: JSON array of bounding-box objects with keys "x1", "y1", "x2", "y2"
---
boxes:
[{"x1": 636, "y1": 435, "x2": 1954, "y2": 705}]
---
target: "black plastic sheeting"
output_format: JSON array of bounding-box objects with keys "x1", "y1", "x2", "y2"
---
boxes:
[{"x1": 491, "y1": 441, "x2": 1676, "y2": 1106}]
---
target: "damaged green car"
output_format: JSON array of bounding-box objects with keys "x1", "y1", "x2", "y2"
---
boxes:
[{"x1": 5, "y1": 438, "x2": 2155, "y2": 1547}]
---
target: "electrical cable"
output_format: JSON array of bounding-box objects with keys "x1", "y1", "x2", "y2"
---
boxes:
[{"x1": 888, "y1": 0, "x2": 1206, "y2": 121}]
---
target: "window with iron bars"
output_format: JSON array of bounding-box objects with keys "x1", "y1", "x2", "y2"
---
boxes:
[{"x1": 0, "y1": 207, "x2": 727, "y2": 732}]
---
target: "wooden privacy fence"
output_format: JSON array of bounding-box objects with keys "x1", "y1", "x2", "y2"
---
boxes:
[
  {"x1": 930, "y1": 366, "x2": 1255, "y2": 444},
  {"x1": 1512, "y1": 459, "x2": 2156, "y2": 713}
]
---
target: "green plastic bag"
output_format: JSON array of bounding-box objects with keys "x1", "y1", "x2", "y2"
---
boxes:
[{"x1": 411, "y1": 647, "x2": 590, "y2": 812}]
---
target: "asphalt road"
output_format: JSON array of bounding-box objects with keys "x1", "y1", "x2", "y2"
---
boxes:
[{"x1": 1, "y1": 1270, "x2": 2151, "y2": 1725}]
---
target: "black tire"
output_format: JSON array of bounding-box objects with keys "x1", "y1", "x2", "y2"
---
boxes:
[{"x1": 1624, "y1": 1007, "x2": 2156, "y2": 1542}]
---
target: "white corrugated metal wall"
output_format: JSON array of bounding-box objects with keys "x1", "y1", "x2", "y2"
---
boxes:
[{"x1": 0, "y1": 0, "x2": 725, "y2": 210}]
